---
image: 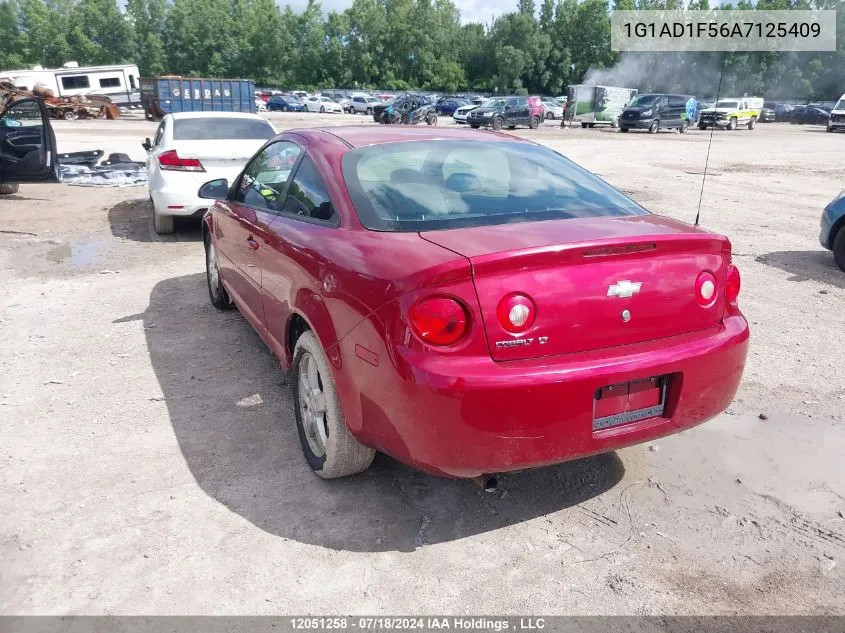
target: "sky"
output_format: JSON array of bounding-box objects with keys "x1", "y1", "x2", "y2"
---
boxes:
[{"x1": 281, "y1": 0, "x2": 515, "y2": 23}]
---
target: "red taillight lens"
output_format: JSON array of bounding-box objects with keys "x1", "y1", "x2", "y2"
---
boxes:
[
  {"x1": 409, "y1": 297, "x2": 468, "y2": 346},
  {"x1": 496, "y1": 293, "x2": 536, "y2": 333},
  {"x1": 158, "y1": 150, "x2": 205, "y2": 172},
  {"x1": 725, "y1": 264, "x2": 741, "y2": 305},
  {"x1": 695, "y1": 271, "x2": 718, "y2": 307}
]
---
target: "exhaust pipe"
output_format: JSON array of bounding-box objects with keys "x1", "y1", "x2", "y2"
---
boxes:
[{"x1": 473, "y1": 475, "x2": 499, "y2": 493}]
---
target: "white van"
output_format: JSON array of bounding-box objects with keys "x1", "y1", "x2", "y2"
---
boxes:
[{"x1": 828, "y1": 93, "x2": 845, "y2": 132}]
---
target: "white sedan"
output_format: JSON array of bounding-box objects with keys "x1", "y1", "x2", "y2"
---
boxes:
[
  {"x1": 144, "y1": 112, "x2": 276, "y2": 234},
  {"x1": 453, "y1": 98, "x2": 490, "y2": 124},
  {"x1": 304, "y1": 96, "x2": 343, "y2": 113},
  {"x1": 541, "y1": 98, "x2": 564, "y2": 119}
]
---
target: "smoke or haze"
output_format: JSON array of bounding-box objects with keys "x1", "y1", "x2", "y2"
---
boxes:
[{"x1": 583, "y1": 52, "x2": 727, "y2": 99}]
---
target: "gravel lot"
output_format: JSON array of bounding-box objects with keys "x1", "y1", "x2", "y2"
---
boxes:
[{"x1": 1, "y1": 113, "x2": 843, "y2": 614}]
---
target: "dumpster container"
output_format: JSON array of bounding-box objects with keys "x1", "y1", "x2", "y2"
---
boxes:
[{"x1": 140, "y1": 77, "x2": 256, "y2": 120}]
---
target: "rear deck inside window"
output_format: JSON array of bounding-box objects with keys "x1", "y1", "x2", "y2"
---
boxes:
[{"x1": 341, "y1": 140, "x2": 648, "y2": 232}]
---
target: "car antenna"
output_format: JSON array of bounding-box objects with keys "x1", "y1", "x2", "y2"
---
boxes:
[{"x1": 695, "y1": 51, "x2": 728, "y2": 227}]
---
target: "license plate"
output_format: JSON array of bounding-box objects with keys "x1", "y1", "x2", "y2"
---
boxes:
[{"x1": 593, "y1": 376, "x2": 667, "y2": 431}]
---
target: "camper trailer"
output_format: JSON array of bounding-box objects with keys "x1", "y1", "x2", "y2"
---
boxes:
[
  {"x1": 0, "y1": 62, "x2": 141, "y2": 107},
  {"x1": 566, "y1": 84, "x2": 638, "y2": 128}
]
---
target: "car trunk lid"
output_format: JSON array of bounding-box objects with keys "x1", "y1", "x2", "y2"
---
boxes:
[{"x1": 420, "y1": 215, "x2": 729, "y2": 361}]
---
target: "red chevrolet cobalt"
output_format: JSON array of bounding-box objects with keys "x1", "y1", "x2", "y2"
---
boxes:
[{"x1": 198, "y1": 126, "x2": 748, "y2": 481}]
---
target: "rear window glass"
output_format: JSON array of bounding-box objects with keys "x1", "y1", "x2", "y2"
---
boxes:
[
  {"x1": 173, "y1": 118, "x2": 275, "y2": 141},
  {"x1": 341, "y1": 140, "x2": 647, "y2": 232}
]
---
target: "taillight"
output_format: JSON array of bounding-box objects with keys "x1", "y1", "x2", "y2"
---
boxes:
[
  {"x1": 725, "y1": 264, "x2": 741, "y2": 305},
  {"x1": 695, "y1": 271, "x2": 718, "y2": 308},
  {"x1": 409, "y1": 297, "x2": 468, "y2": 346},
  {"x1": 496, "y1": 293, "x2": 536, "y2": 333},
  {"x1": 158, "y1": 150, "x2": 205, "y2": 172}
]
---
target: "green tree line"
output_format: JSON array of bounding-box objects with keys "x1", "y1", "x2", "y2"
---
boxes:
[{"x1": 0, "y1": 0, "x2": 842, "y2": 99}]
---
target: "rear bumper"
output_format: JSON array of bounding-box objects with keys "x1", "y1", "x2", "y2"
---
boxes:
[
  {"x1": 820, "y1": 198, "x2": 844, "y2": 249},
  {"x1": 350, "y1": 314, "x2": 749, "y2": 478}
]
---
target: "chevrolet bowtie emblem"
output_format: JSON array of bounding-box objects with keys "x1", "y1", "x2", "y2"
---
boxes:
[{"x1": 607, "y1": 280, "x2": 642, "y2": 298}]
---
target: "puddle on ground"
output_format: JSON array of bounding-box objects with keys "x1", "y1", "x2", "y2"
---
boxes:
[{"x1": 46, "y1": 240, "x2": 108, "y2": 266}]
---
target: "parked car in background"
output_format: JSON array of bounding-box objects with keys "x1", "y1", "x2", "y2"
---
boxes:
[
  {"x1": 828, "y1": 94, "x2": 845, "y2": 132},
  {"x1": 350, "y1": 94, "x2": 382, "y2": 115},
  {"x1": 292, "y1": 91, "x2": 310, "y2": 101},
  {"x1": 468, "y1": 96, "x2": 543, "y2": 130},
  {"x1": 0, "y1": 94, "x2": 60, "y2": 195},
  {"x1": 267, "y1": 95, "x2": 306, "y2": 112},
  {"x1": 142, "y1": 112, "x2": 276, "y2": 234},
  {"x1": 453, "y1": 98, "x2": 489, "y2": 124},
  {"x1": 197, "y1": 125, "x2": 748, "y2": 481},
  {"x1": 435, "y1": 97, "x2": 469, "y2": 117},
  {"x1": 820, "y1": 189, "x2": 845, "y2": 271},
  {"x1": 789, "y1": 105, "x2": 831, "y2": 125},
  {"x1": 540, "y1": 97, "x2": 564, "y2": 120},
  {"x1": 304, "y1": 95, "x2": 343, "y2": 113},
  {"x1": 619, "y1": 94, "x2": 696, "y2": 134},
  {"x1": 698, "y1": 97, "x2": 763, "y2": 130},
  {"x1": 759, "y1": 104, "x2": 776, "y2": 122},
  {"x1": 775, "y1": 103, "x2": 795, "y2": 121}
]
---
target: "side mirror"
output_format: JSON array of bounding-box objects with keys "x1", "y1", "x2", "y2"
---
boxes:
[
  {"x1": 142, "y1": 137, "x2": 152, "y2": 151},
  {"x1": 198, "y1": 178, "x2": 229, "y2": 200}
]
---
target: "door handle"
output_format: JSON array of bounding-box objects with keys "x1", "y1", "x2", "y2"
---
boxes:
[{"x1": 247, "y1": 237, "x2": 259, "y2": 250}]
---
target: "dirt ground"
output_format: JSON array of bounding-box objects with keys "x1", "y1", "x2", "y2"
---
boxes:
[{"x1": 1, "y1": 112, "x2": 843, "y2": 615}]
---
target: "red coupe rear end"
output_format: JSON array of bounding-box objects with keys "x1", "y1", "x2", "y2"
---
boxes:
[{"x1": 203, "y1": 126, "x2": 748, "y2": 480}]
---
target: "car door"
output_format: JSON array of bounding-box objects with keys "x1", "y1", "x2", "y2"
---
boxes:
[
  {"x1": 259, "y1": 152, "x2": 341, "y2": 357},
  {"x1": 514, "y1": 97, "x2": 529, "y2": 125},
  {"x1": 0, "y1": 97, "x2": 59, "y2": 184},
  {"x1": 217, "y1": 140, "x2": 304, "y2": 335}
]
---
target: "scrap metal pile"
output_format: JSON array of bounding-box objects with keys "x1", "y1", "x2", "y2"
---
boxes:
[{"x1": 0, "y1": 80, "x2": 120, "y2": 121}]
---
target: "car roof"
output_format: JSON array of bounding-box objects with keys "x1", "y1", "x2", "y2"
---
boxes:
[
  {"x1": 169, "y1": 111, "x2": 265, "y2": 120},
  {"x1": 288, "y1": 126, "x2": 530, "y2": 149}
]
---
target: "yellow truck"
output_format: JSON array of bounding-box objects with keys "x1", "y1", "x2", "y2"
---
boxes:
[{"x1": 698, "y1": 97, "x2": 763, "y2": 130}]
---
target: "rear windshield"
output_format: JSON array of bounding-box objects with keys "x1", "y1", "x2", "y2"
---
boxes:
[
  {"x1": 173, "y1": 118, "x2": 275, "y2": 141},
  {"x1": 341, "y1": 140, "x2": 647, "y2": 232}
]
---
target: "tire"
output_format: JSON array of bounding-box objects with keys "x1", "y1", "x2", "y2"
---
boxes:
[
  {"x1": 581, "y1": 122, "x2": 588, "y2": 128},
  {"x1": 648, "y1": 119, "x2": 659, "y2": 134},
  {"x1": 153, "y1": 209, "x2": 174, "y2": 234},
  {"x1": 529, "y1": 115, "x2": 540, "y2": 129},
  {"x1": 833, "y1": 226, "x2": 845, "y2": 272},
  {"x1": 320, "y1": 106, "x2": 325, "y2": 113},
  {"x1": 491, "y1": 117, "x2": 504, "y2": 131},
  {"x1": 204, "y1": 234, "x2": 231, "y2": 309},
  {"x1": 426, "y1": 114, "x2": 437, "y2": 126},
  {"x1": 63, "y1": 110, "x2": 78, "y2": 121},
  {"x1": 827, "y1": 125, "x2": 834, "y2": 132},
  {"x1": 727, "y1": 117, "x2": 737, "y2": 130},
  {"x1": 469, "y1": 124, "x2": 480, "y2": 129},
  {"x1": 588, "y1": 123, "x2": 595, "y2": 128},
  {"x1": 620, "y1": 127, "x2": 629, "y2": 133},
  {"x1": 546, "y1": 112, "x2": 554, "y2": 120},
  {"x1": 611, "y1": 117, "x2": 619, "y2": 128},
  {"x1": 747, "y1": 117, "x2": 756, "y2": 130},
  {"x1": 679, "y1": 121, "x2": 689, "y2": 134},
  {"x1": 698, "y1": 123, "x2": 707, "y2": 130},
  {"x1": 0, "y1": 183, "x2": 19, "y2": 195},
  {"x1": 293, "y1": 330, "x2": 375, "y2": 479},
  {"x1": 365, "y1": 108, "x2": 372, "y2": 115}
]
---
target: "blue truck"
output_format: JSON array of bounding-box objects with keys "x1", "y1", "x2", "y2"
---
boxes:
[{"x1": 140, "y1": 77, "x2": 256, "y2": 121}]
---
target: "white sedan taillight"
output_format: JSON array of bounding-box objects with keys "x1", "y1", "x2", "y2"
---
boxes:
[{"x1": 158, "y1": 150, "x2": 205, "y2": 172}]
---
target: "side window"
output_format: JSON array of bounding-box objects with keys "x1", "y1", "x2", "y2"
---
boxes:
[
  {"x1": 152, "y1": 121, "x2": 165, "y2": 147},
  {"x1": 236, "y1": 141, "x2": 303, "y2": 212},
  {"x1": 61, "y1": 75, "x2": 90, "y2": 90},
  {"x1": 129, "y1": 75, "x2": 136, "y2": 90},
  {"x1": 668, "y1": 95, "x2": 686, "y2": 108},
  {"x1": 354, "y1": 97, "x2": 363, "y2": 103},
  {"x1": 659, "y1": 96, "x2": 669, "y2": 109},
  {"x1": 281, "y1": 156, "x2": 337, "y2": 223}
]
